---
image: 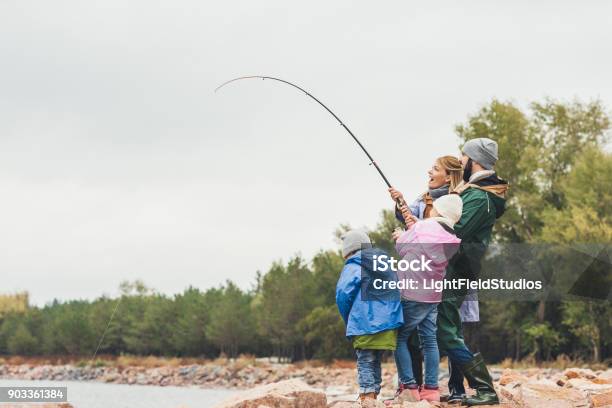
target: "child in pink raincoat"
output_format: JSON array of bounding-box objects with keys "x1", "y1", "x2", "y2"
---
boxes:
[{"x1": 391, "y1": 194, "x2": 462, "y2": 403}]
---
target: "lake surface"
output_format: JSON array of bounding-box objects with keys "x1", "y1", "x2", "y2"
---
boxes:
[{"x1": 0, "y1": 379, "x2": 238, "y2": 408}]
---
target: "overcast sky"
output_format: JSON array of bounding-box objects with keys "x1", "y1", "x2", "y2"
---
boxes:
[{"x1": 1, "y1": 0, "x2": 611, "y2": 305}]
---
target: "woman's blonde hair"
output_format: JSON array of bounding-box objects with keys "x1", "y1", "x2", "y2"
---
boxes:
[{"x1": 436, "y1": 155, "x2": 463, "y2": 192}]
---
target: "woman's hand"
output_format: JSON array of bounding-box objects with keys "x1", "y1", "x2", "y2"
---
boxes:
[
  {"x1": 399, "y1": 203, "x2": 411, "y2": 220},
  {"x1": 405, "y1": 214, "x2": 418, "y2": 228},
  {"x1": 399, "y1": 204, "x2": 417, "y2": 228},
  {"x1": 388, "y1": 187, "x2": 404, "y2": 203}
]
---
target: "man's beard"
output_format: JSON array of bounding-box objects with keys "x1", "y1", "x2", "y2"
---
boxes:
[{"x1": 463, "y1": 158, "x2": 473, "y2": 183}]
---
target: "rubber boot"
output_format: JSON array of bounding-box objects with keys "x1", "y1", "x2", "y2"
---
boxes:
[
  {"x1": 459, "y1": 353, "x2": 499, "y2": 406},
  {"x1": 441, "y1": 359, "x2": 466, "y2": 404}
]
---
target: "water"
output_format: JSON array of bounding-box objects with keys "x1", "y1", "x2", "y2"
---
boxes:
[{"x1": 0, "y1": 379, "x2": 238, "y2": 408}]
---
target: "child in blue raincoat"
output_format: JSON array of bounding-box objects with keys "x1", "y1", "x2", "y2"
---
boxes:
[{"x1": 336, "y1": 230, "x2": 404, "y2": 403}]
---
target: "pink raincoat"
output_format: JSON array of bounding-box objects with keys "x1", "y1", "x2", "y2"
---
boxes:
[{"x1": 395, "y1": 218, "x2": 461, "y2": 303}]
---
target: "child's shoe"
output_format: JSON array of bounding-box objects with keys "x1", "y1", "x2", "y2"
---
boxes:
[
  {"x1": 394, "y1": 383, "x2": 421, "y2": 402},
  {"x1": 359, "y1": 392, "x2": 377, "y2": 401},
  {"x1": 360, "y1": 400, "x2": 385, "y2": 408},
  {"x1": 419, "y1": 385, "x2": 440, "y2": 402},
  {"x1": 359, "y1": 392, "x2": 381, "y2": 408}
]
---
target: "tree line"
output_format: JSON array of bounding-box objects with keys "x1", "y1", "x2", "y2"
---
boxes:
[{"x1": 0, "y1": 99, "x2": 610, "y2": 364}]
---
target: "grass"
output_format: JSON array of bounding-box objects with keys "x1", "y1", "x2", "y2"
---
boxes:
[
  {"x1": 0, "y1": 354, "x2": 264, "y2": 369},
  {"x1": 497, "y1": 354, "x2": 611, "y2": 371}
]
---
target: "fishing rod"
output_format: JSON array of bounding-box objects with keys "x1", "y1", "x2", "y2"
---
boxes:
[{"x1": 215, "y1": 75, "x2": 406, "y2": 207}]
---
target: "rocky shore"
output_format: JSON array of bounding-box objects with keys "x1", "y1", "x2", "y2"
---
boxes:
[
  {"x1": 1, "y1": 361, "x2": 611, "y2": 407},
  {"x1": 0, "y1": 360, "x2": 361, "y2": 390}
]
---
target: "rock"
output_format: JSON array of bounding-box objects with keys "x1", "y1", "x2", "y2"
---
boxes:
[
  {"x1": 325, "y1": 401, "x2": 387, "y2": 408},
  {"x1": 213, "y1": 379, "x2": 327, "y2": 408},
  {"x1": 590, "y1": 390, "x2": 612, "y2": 407},
  {"x1": 326, "y1": 402, "x2": 355, "y2": 408},
  {"x1": 563, "y1": 369, "x2": 581, "y2": 379},
  {"x1": 101, "y1": 372, "x2": 120, "y2": 383},
  {"x1": 498, "y1": 369, "x2": 529, "y2": 386},
  {"x1": 500, "y1": 380, "x2": 589, "y2": 408},
  {"x1": 400, "y1": 401, "x2": 434, "y2": 408},
  {"x1": 565, "y1": 378, "x2": 612, "y2": 393},
  {"x1": 562, "y1": 368, "x2": 597, "y2": 380},
  {"x1": 356, "y1": 400, "x2": 386, "y2": 408},
  {"x1": 592, "y1": 378, "x2": 612, "y2": 385},
  {"x1": 599, "y1": 370, "x2": 612, "y2": 380}
]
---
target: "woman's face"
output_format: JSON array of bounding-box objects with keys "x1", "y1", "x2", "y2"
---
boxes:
[{"x1": 428, "y1": 160, "x2": 450, "y2": 189}]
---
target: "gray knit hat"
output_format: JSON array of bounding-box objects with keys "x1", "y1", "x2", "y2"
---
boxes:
[
  {"x1": 341, "y1": 230, "x2": 372, "y2": 258},
  {"x1": 462, "y1": 138, "x2": 499, "y2": 169}
]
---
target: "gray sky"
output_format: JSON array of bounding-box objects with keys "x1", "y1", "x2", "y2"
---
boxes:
[{"x1": 1, "y1": 0, "x2": 611, "y2": 305}]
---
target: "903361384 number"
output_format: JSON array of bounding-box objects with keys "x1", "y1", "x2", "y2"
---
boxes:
[{"x1": 0, "y1": 386, "x2": 67, "y2": 402}]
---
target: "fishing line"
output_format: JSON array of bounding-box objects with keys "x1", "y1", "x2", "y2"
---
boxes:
[
  {"x1": 215, "y1": 75, "x2": 405, "y2": 207},
  {"x1": 90, "y1": 296, "x2": 122, "y2": 363}
]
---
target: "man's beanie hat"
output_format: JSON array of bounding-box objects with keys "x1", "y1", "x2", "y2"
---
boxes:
[{"x1": 462, "y1": 138, "x2": 498, "y2": 170}]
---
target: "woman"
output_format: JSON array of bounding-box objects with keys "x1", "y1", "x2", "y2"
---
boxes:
[{"x1": 389, "y1": 155, "x2": 463, "y2": 225}]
